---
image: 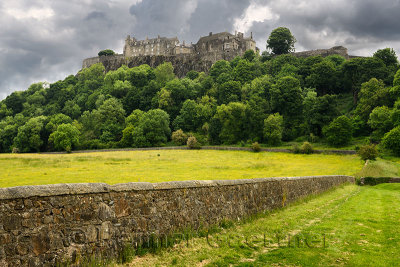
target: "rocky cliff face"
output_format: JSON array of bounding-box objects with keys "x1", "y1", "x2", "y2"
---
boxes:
[{"x1": 82, "y1": 54, "x2": 215, "y2": 77}]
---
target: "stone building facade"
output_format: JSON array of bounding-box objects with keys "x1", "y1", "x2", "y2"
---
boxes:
[{"x1": 122, "y1": 31, "x2": 256, "y2": 59}]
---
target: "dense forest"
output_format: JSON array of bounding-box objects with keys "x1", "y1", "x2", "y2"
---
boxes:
[{"x1": 1, "y1": 42, "x2": 400, "y2": 154}]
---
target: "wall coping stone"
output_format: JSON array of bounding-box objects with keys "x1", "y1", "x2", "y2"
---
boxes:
[{"x1": 0, "y1": 175, "x2": 353, "y2": 200}]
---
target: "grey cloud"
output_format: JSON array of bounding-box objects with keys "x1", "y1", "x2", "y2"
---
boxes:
[{"x1": 1, "y1": 0, "x2": 400, "y2": 100}]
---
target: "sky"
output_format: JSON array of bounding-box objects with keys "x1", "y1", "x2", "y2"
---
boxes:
[{"x1": 1, "y1": 0, "x2": 400, "y2": 100}]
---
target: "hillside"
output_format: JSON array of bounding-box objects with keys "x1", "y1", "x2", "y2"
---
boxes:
[{"x1": 0, "y1": 48, "x2": 399, "y2": 154}]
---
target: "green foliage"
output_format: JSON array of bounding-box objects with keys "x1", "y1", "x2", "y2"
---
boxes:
[
  {"x1": 131, "y1": 109, "x2": 171, "y2": 147},
  {"x1": 126, "y1": 109, "x2": 144, "y2": 127},
  {"x1": 355, "y1": 78, "x2": 391, "y2": 122},
  {"x1": 98, "y1": 49, "x2": 115, "y2": 56},
  {"x1": 382, "y1": 126, "x2": 400, "y2": 156},
  {"x1": 243, "y1": 50, "x2": 256, "y2": 62},
  {"x1": 171, "y1": 129, "x2": 188, "y2": 145},
  {"x1": 251, "y1": 142, "x2": 261, "y2": 152},
  {"x1": 323, "y1": 116, "x2": 353, "y2": 147},
  {"x1": 154, "y1": 62, "x2": 175, "y2": 86},
  {"x1": 187, "y1": 136, "x2": 201, "y2": 149},
  {"x1": 373, "y1": 48, "x2": 399, "y2": 67},
  {"x1": 1, "y1": 40, "x2": 399, "y2": 152},
  {"x1": 209, "y1": 60, "x2": 232, "y2": 79},
  {"x1": 213, "y1": 102, "x2": 247, "y2": 144},
  {"x1": 271, "y1": 76, "x2": 303, "y2": 139},
  {"x1": 49, "y1": 123, "x2": 80, "y2": 152},
  {"x1": 300, "y1": 141, "x2": 314, "y2": 154},
  {"x1": 218, "y1": 81, "x2": 242, "y2": 104},
  {"x1": 186, "y1": 70, "x2": 199, "y2": 80},
  {"x1": 263, "y1": 113, "x2": 283, "y2": 145},
  {"x1": 266, "y1": 27, "x2": 296, "y2": 55},
  {"x1": 357, "y1": 144, "x2": 378, "y2": 161},
  {"x1": 14, "y1": 116, "x2": 47, "y2": 152},
  {"x1": 368, "y1": 106, "x2": 393, "y2": 141}
]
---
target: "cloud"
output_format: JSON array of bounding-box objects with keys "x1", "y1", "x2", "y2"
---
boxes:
[
  {"x1": 0, "y1": 0, "x2": 399, "y2": 100},
  {"x1": 233, "y1": 1, "x2": 279, "y2": 34}
]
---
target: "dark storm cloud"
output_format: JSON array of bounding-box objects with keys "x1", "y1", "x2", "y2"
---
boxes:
[{"x1": 1, "y1": 0, "x2": 400, "y2": 100}]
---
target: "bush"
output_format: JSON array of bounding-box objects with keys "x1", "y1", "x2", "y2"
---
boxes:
[
  {"x1": 301, "y1": 142, "x2": 314, "y2": 154},
  {"x1": 323, "y1": 116, "x2": 353, "y2": 147},
  {"x1": 187, "y1": 136, "x2": 201, "y2": 149},
  {"x1": 98, "y1": 49, "x2": 115, "y2": 56},
  {"x1": 291, "y1": 144, "x2": 301, "y2": 154},
  {"x1": 382, "y1": 126, "x2": 400, "y2": 156},
  {"x1": 357, "y1": 144, "x2": 378, "y2": 161},
  {"x1": 171, "y1": 129, "x2": 188, "y2": 145},
  {"x1": 263, "y1": 113, "x2": 283, "y2": 146},
  {"x1": 251, "y1": 142, "x2": 261, "y2": 152}
]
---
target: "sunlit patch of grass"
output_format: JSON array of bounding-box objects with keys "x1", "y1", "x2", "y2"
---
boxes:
[
  {"x1": 355, "y1": 159, "x2": 400, "y2": 178},
  {"x1": 123, "y1": 184, "x2": 400, "y2": 267},
  {"x1": 0, "y1": 150, "x2": 364, "y2": 188}
]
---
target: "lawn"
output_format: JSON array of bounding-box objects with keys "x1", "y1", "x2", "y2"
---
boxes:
[
  {"x1": 0, "y1": 150, "x2": 363, "y2": 188},
  {"x1": 125, "y1": 184, "x2": 400, "y2": 267}
]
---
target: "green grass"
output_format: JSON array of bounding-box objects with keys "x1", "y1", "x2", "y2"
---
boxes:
[
  {"x1": 355, "y1": 158, "x2": 400, "y2": 178},
  {"x1": 0, "y1": 150, "x2": 363, "y2": 188},
  {"x1": 124, "y1": 184, "x2": 400, "y2": 266}
]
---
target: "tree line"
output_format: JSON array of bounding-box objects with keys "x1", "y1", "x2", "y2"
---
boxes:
[{"x1": 0, "y1": 31, "x2": 399, "y2": 154}]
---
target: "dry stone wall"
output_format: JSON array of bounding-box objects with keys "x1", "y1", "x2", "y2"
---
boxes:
[{"x1": 0, "y1": 175, "x2": 354, "y2": 266}]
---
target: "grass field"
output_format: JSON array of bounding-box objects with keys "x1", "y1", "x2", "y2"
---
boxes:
[
  {"x1": 124, "y1": 184, "x2": 400, "y2": 267},
  {"x1": 0, "y1": 150, "x2": 364, "y2": 188}
]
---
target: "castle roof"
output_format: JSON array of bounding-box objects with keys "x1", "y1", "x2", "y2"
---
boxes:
[{"x1": 197, "y1": 32, "x2": 234, "y2": 43}]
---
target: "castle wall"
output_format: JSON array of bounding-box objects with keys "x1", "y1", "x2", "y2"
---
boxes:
[
  {"x1": 0, "y1": 175, "x2": 354, "y2": 266},
  {"x1": 291, "y1": 46, "x2": 350, "y2": 59}
]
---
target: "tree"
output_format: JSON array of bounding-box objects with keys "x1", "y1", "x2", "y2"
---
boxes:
[
  {"x1": 355, "y1": 78, "x2": 391, "y2": 122},
  {"x1": 213, "y1": 102, "x2": 247, "y2": 144},
  {"x1": 45, "y1": 113, "x2": 73, "y2": 133},
  {"x1": 154, "y1": 62, "x2": 175, "y2": 86},
  {"x1": 98, "y1": 49, "x2": 115, "y2": 56},
  {"x1": 217, "y1": 81, "x2": 242, "y2": 104},
  {"x1": 263, "y1": 113, "x2": 284, "y2": 145},
  {"x1": 131, "y1": 109, "x2": 171, "y2": 147},
  {"x1": 323, "y1": 116, "x2": 353, "y2": 147},
  {"x1": 368, "y1": 106, "x2": 393, "y2": 141},
  {"x1": 373, "y1": 48, "x2": 399, "y2": 67},
  {"x1": 306, "y1": 60, "x2": 337, "y2": 95},
  {"x1": 209, "y1": 60, "x2": 232, "y2": 79},
  {"x1": 270, "y1": 76, "x2": 304, "y2": 139},
  {"x1": 14, "y1": 116, "x2": 47, "y2": 152},
  {"x1": 266, "y1": 27, "x2": 296, "y2": 55},
  {"x1": 49, "y1": 123, "x2": 80, "y2": 152},
  {"x1": 303, "y1": 91, "x2": 339, "y2": 136},
  {"x1": 382, "y1": 126, "x2": 400, "y2": 156}
]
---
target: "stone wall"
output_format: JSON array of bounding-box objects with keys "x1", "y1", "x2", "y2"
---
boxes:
[
  {"x1": 292, "y1": 46, "x2": 350, "y2": 59},
  {"x1": 0, "y1": 175, "x2": 354, "y2": 266}
]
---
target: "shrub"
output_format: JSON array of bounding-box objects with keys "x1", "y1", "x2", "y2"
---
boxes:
[
  {"x1": 323, "y1": 115, "x2": 353, "y2": 147},
  {"x1": 382, "y1": 126, "x2": 400, "y2": 156},
  {"x1": 187, "y1": 136, "x2": 201, "y2": 149},
  {"x1": 98, "y1": 49, "x2": 115, "y2": 56},
  {"x1": 357, "y1": 144, "x2": 378, "y2": 161},
  {"x1": 291, "y1": 144, "x2": 301, "y2": 154},
  {"x1": 251, "y1": 142, "x2": 261, "y2": 152},
  {"x1": 263, "y1": 113, "x2": 283, "y2": 146},
  {"x1": 171, "y1": 129, "x2": 188, "y2": 145},
  {"x1": 301, "y1": 142, "x2": 314, "y2": 154}
]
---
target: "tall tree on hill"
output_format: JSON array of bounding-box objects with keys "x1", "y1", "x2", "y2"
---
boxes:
[{"x1": 266, "y1": 27, "x2": 296, "y2": 55}]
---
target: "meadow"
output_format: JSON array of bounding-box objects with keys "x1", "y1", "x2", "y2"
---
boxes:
[
  {"x1": 124, "y1": 184, "x2": 400, "y2": 267},
  {"x1": 0, "y1": 150, "x2": 364, "y2": 188}
]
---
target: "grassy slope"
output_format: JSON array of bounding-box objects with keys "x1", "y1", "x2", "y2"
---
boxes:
[
  {"x1": 0, "y1": 150, "x2": 363, "y2": 188},
  {"x1": 126, "y1": 184, "x2": 400, "y2": 267}
]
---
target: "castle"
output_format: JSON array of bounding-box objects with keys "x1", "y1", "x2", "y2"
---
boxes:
[
  {"x1": 123, "y1": 31, "x2": 257, "y2": 59},
  {"x1": 82, "y1": 31, "x2": 355, "y2": 77}
]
